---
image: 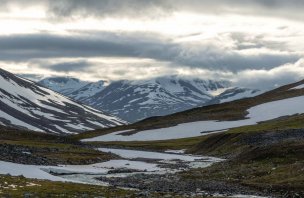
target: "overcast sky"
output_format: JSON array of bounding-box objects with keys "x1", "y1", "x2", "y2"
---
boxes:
[{"x1": 1, "y1": 0, "x2": 304, "y2": 89}]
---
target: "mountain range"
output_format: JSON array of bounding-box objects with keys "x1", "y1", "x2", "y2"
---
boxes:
[
  {"x1": 39, "y1": 76, "x2": 261, "y2": 122},
  {"x1": 0, "y1": 68, "x2": 266, "y2": 134}
]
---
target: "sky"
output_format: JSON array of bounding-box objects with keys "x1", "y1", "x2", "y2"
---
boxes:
[{"x1": 0, "y1": 0, "x2": 304, "y2": 89}]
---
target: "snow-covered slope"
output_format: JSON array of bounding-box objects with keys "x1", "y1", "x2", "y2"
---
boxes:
[
  {"x1": 39, "y1": 77, "x2": 90, "y2": 95},
  {"x1": 67, "y1": 80, "x2": 106, "y2": 101},
  {"x1": 206, "y1": 87, "x2": 262, "y2": 105},
  {"x1": 82, "y1": 76, "x2": 231, "y2": 122},
  {"x1": 0, "y1": 69, "x2": 126, "y2": 134},
  {"x1": 83, "y1": 95, "x2": 304, "y2": 142},
  {"x1": 82, "y1": 79, "x2": 304, "y2": 142}
]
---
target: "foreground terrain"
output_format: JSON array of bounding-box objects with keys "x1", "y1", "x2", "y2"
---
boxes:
[
  {"x1": 79, "y1": 114, "x2": 304, "y2": 197},
  {"x1": 1, "y1": 113, "x2": 304, "y2": 197},
  {"x1": 1, "y1": 79, "x2": 304, "y2": 197}
]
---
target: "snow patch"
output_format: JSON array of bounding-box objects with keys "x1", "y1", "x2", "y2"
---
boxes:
[
  {"x1": 83, "y1": 96, "x2": 304, "y2": 141},
  {"x1": 290, "y1": 84, "x2": 304, "y2": 90},
  {"x1": 99, "y1": 148, "x2": 206, "y2": 162}
]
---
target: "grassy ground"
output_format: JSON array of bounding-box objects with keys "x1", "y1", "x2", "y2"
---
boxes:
[
  {"x1": 0, "y1": 175, "x2": 148, "y2": 197},
  {"x1": 0, "y1": 175, "x2": 216, "y2": 197}
]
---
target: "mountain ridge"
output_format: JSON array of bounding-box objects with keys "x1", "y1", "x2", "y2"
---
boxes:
[
  {"x1": 0, "y1": 68, "x2": 126, "y2": 134},
  {"x1": 40, "y1": 75, "x2": 234, "y2": 122},
  {"x1": 82, "y1": 76, "x2": 231, "y2": 122}
]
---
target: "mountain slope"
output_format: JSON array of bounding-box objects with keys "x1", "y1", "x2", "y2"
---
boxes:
[
  {"x1": 82, "y1": 76, "x2": 230, "y2": 122},
  {"x1": 0, "y1": 69, "x2": 126, "y2": 134},
  {"x1": 78, "y1": 79, "x2": 304, "y2": 141},
  {"x1": 39, "y1": 77, "x2": 90, "y2": 95},
  {"x1": 67, "y1": 80, "x2": 106, "y2": 101},
  {"x1": 206, "y1": 87, "x2": 262, "y2": 105}
]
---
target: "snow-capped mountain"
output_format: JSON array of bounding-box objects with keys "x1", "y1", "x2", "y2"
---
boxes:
[
  {"x1": 39, "y1": 77, "x2": 90, "y2": 95},
  {"x1": 0, "y1": 69, "x2": 126, "y2": 134},
  {"x1": 206, "y1": 87, "x2": 262, "y2": 105},
  {"x1": 82, "y1": 76, "x2": 231, "y2": 122},
  {"x1": 68, "y1": 80, "x2": 106, "y2": 101}
]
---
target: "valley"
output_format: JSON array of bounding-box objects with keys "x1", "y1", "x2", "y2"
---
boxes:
[
  {"x1": 0, "y1": 69, "x2": 304, "y2": 197},
  {"x1": 1, "y1": 114, "x2": 304, "y2": 197},
  {"x1": 1, "y1": 1, "x2": 304, "y2": 197}
]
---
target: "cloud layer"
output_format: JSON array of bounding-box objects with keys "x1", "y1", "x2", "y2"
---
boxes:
[{"x1": 0, "y1": 0, "x2": 303, "y2": 89}]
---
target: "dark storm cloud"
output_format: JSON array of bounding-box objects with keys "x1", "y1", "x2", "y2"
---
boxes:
[
  {"x1": 1, "y1": 0, "x2": 304, "y2": 20},
  {"x1": 175, "y1": 51, "x2": 299, "y2": 72},
  {"x1": 44, "y1": 0, "x2": 304, "y2": 20},
  {"x1": 47, "y1": 0, "x2": 172, "y2": 18},
  {"x1": 0, "y1": 34, "x2": 148, "y2": 60},
  {"x1": 0, "y1": 33, "x2": 300, "y2": 72}
]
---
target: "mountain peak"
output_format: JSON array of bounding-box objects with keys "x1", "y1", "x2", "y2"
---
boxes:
[{"x1": 39, "y1": 77, "x2": 90, "y2": 95}]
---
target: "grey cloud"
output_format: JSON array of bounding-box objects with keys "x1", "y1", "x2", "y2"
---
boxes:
[
  {"x1": 243, "y1": 77, "x2": 302, "y2": 90},
  {"x1": 176, "y1": 51, "x2": 299, "y2": 72},
  {"x1": 232, "y1": 59, "x2": 304, "y2": 90},
  {"x1": 44, "y1": 0, "x2": 304, "y2": 21},
  {"x1": 229, "y1": 33, "x2": 288, "y2": 51},
  {"x1": 0, "y1": 34, "x2": 147, "y2": 60},
  {"x1": 234, "y1": 70, "x2": 304, "y2": 90},
  {"x1": 48, "y1": 61, "x2": 92, "y2": 72},
  {"x1": 0, "y1": 33, "x2": 300, "y2": 72},
  {"x1": 47, "y1": 0, "x2": 172, "y2": 19},
  {"x1": 2, "y1": 0, "x2": 304, "y2": 20},
  {"x1": 17, "y1": 74, "x2": 44, "y2": 82}
]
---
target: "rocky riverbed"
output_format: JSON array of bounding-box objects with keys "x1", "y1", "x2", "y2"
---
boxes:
[
  {"x1": 96, "y1": 173, "x2": 269, "y2": 197},
  {"x1": 0, "y1": 146, "x2": 271, "y2": 197}
]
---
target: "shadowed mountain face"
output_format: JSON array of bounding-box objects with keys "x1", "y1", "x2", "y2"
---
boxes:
[{"x1": 0, "y1": 69, "x2": 126, "y2": 134}]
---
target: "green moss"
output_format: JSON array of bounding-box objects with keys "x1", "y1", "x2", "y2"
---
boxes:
[{"x1": 0, "y1": 175, "x2": 196, "y2": 197}]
